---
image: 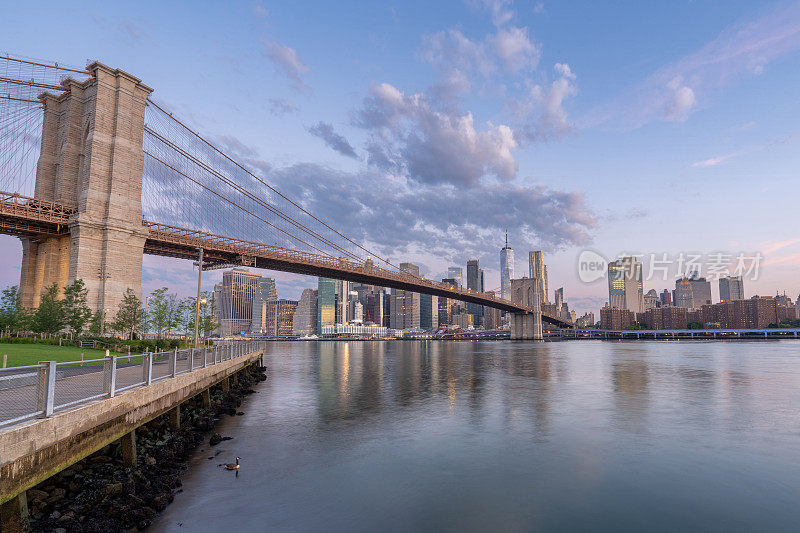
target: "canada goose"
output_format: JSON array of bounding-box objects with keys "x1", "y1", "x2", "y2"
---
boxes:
[{"x1": 224, "y1": 457, "x2": 240, "y2": 470}]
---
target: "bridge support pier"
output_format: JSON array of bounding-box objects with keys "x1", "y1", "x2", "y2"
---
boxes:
[
  {"x1": 510, "y1": 312, "x2": 543, "y2": 340},
  {"x1": 202, "y1": 388, "x2": 212, "y2": 408},
  {"x1": 221, "y1": 376, "x2": 230, "y2": 394},
  {"x1": 168, "y1": 405, "x2": 181, "y2": 429},
  {"x1": 0, "y1": 492, "x2": 28, "y2": 533},
  {"x1": 120, "y1": 429, "x2": 137, "y2": 466}
]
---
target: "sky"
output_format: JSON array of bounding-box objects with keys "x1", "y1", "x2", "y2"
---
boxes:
[{"x1": 2, "y1": 0, "x2": 800, "y2": 315}]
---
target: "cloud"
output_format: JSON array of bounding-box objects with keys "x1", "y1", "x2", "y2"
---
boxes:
[
  {"x1": 533, "y1": 2, "x2": 546, "y2": 14},
  {"x1": 307, "y1": 122, "x2": 358, "y2": 159},
  {"x1": 582, "y1": 2, "x2": 800, "y2": 129},
  {"x1": 473, "y1": 0, "x2": 515, "y2": 27},
  {"x1": 421, "y1": 25, "x2": 540, "y2": 80},
  {"x1": 268, "y1": 98, "x2": 298, "y2": 116},
  {"x1": 664, "y1": 77, "x2": 696, "y2": 122},
  {"x1": 264, "y1": 41, "x2": 311, "y2": 90},
  {"x1": 691, "y1": 134, "x2": 796, "y2": 168},
  {"x1": 512, "y1": 63, "x2": 578, "y2": 141},
  {"x1": 355, "y1": 83, "x2": 518, "y2": 186},
  {"x1": 267, "y1": 162, "x2": 596, "y2": 261},
  {"x1": 253, "y1": 3, "x2": 268, "y2": 17}
]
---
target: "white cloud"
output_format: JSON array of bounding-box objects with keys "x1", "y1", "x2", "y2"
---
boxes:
[
  {"x1": 513, "y1": 63, "x2": 578, "y2": 141},
  {"x1": 355, "y1": 83, "x2": 518, "y2": 186},
  {"x1": 664, "y1": 77, "x2": 696, "y2": 122},
  {"x1": 264, "y1": 41, "x2": 311, "y2": 90}
]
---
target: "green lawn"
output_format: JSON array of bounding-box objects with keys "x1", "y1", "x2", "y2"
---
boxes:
[{"x1": 0, "y1": 343, "x2": 122, "y2": 368}]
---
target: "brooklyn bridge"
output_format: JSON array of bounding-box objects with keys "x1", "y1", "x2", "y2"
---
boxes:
[{"x1": 0, "y1": 56, "x2": 573, "y2": 339}]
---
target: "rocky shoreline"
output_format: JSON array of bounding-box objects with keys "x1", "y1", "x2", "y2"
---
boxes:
[{"x1": 27, "y1": 364, "x2": 267, "y2": 532}]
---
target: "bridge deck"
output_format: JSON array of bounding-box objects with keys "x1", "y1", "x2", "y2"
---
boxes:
[{"x1": 0, "y1": 191, "x2": 573, "y2": 328}]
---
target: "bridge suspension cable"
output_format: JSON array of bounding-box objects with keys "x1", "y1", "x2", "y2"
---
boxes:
[{"x1": 143, "y1": 98, "x2": 425, "y2": 279}]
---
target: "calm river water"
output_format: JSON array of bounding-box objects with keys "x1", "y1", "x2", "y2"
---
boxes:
[{"x1": 155, "y1": 340, "x2": 800, "y2": 532}]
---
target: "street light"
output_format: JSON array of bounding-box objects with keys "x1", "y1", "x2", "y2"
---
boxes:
[{"x1": 97, "y1": 267, "x2": 111, "y2": 336}]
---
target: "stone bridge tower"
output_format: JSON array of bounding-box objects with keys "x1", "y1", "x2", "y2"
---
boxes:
[
  {"x1": 509, "y1": 277, "x2": 543, "y2": 340},
  {"x1": 19, "y1": 62, "x2": 152, "y2": 321}
]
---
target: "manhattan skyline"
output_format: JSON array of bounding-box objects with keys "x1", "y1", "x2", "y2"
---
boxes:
[{"x1": 1, "y1": 0, "x2": 800, "y2": 315}]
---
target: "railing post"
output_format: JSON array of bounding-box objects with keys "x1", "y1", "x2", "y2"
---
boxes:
[
  {"x1": 103, "y1": 354, "x2": 117, "y2": 397},
  {"x1": 190, "y1": 347, "x2": 195, "y2": 371},
  {"x1": 143, "y1": 352, "x2": 153, "y2": 385},
  {"x1": 170, "y1": 348, "x2": 178, "y2": 377},
  {"x1": 203, "y1": 346, "x2": 207, "y2": 367},
  {"x1": 37, "y1": 361, "x2": 57, "y2": 417}
]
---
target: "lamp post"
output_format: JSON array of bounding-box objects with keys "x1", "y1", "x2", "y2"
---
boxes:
[
  {"x1": 193, "y1": 248, "x2": 204, "y2": 347},
  {"x1": 143, "y1": 295, "x2": 152, "y2": 339}
]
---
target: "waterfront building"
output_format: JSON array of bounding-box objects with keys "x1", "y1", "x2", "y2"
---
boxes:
[
  {"x1": 528, "y1": 251, "x2": 549, "y2": 303},
  {"x1": 320, "y1": 323, "x2": 388, "y2": 337},
  {"x1": 575, "y1": 312, "x2": 595, "y2": 328},
  {"x1": 643, "y1": 289, "x2": 660, "y2": 310},
  {"x1": 216, "y1": 268, "x2": 261, "y2": 336},
  {"x1": 641, "y1": 306, "x2": 689, "y2": 330},
  {"x1": 292, "y1": 289, "x2": 318, "y2": 335},
  {"x1": 600, "y1": 307, "x2": 635, "y2": 330},
  {"x1": 607, "y1": 257, "x2": 644, "y2": 313},
  {"x1": 420, "y1": 293, "x2": 439, "y2": 330},
  {"x1": 554, "y1": 287, "x2": 564, "y2": 316},
  {"x1": 447, "y1": 267, "x2": 463, "y2": 287},
  {"x1": 500, "y1": 232, "x2": 514, "y2": 301},
  {"x1": 674, "y1": 273, "x2": 712, "y2": 309},
  {"x1": 265, "y1": 299, "x2": 298, "y2": 336},
  {"x1": 719, "y1": 276, "x2": 745, "y2": 301},
  {"x1": 336, "y1": 280, "x2": 350, "y2": 324},
  {"x1": 317, "y1": 277, "x2": 337, "y2": 334},
  {"x1": 660, "y1": 289, "x2": 672, "y2": 307},
  {"x1": 466, "y1": 259, "x2": 484, "y2": 324},
  {"x1": 451, "y1": 312, "x2": 474, "y2": 329},
  {"x1": 250, "y1": 276, "x2": 277, "y2": 334},
  {"x1": 483, "y1": 291, "x2": 502, "y2": 329},
  {"x1": 390, "y1": 263, "x2": 421, "y2": 330}
]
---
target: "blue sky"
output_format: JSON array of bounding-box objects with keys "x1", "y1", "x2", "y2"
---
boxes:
[{"x1": 2, "y1": 0, "x2": 800, "y2": 314}]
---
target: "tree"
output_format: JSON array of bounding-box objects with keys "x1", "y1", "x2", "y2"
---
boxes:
[
  {"x1": 31, "y1": 283, "x2": 65, "y2": 334},
  {"x1": 147, "y1": 287, "x2": 180, "y2": 338},
  {"x1": 62, "y1": 279, "x2": 92, "y2": 336},
  {"x1": 185, "y1": 292, "x2": 218, "y2": 342},
  {"x1": 113, "y1": 288, "x2": 143, "y2": 340},
  {"x1": 199, "y1": 294, "x2": 219, "y2": 340},
  {"x1": 0, "y1": 285, "x2": 25, "y2": 334},
  {"x1": 88, "y1": 310, "x2": 104, "y2": 336}
]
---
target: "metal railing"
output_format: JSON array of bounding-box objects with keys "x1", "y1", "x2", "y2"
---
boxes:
[{"x1": 0, "y1": 341, "x2": 264, "y2": 429}]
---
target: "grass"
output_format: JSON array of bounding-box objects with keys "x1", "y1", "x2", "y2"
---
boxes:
[{"x1": 0, "y1": 343, "x2": 136, "y2": 368}]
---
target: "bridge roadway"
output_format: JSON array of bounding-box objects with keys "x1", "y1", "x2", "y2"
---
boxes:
[{"x1": 0, "y1": 191, "x2": 574, "y2": 328}]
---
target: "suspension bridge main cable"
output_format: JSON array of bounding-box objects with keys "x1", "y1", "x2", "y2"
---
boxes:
[
  {"x1": 143, "y1": 149, "x2": 336, "y2": 258},
  {"x1": 143, "y1": 125, "x2": 363, "y2": 262},
  {"x1": 145, "y1": 97, "x2": 418, "y2": 277}
]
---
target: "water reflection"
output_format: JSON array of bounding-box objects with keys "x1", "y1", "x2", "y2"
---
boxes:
[{"x1": 154, "y1": 339, "x2": 800, "y2": 533}]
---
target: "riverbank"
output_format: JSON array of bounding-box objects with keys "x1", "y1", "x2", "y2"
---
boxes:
[{"x1": 25, "y1": 363, "x2": 267, "y2": 532}]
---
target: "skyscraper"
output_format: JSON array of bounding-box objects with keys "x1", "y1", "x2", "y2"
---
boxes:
[
  {"x1": 390, "y1": 263, "x2": 421, "y2": 330},
  {"x1": 719, "y1": 276, "x2": 744, "y2": 301},
  {"x1": 528, "y1": 251, "x2": 549, "y2": 303},
  {"x1": 251, "y1": 277, "x2": 277, "y2": 334},
  {"x1": 216, "y1": 268, "x2": 261, "y2": 336},
  {"x1": 467, "y1": 259, "x2": 484, "y2": 324},
  {"x1": 292, "y1": 288, "x2": 318, "y2": 335},
  {"x1": 674, "y1": 274, "x2": 712, "y2": 309},
  {"x1": 447, "y1": 267, "x2": 463, "y2": 287},
  {"x1": 607, "y1": 257, "x2": 644, "y2": 313},
  {"x1": 317, "y1": 277, "x2": 337, "y2": 334},
  {"x1": 500, "y1": 232, "x2": 514, "y2": 300},
  {"x1": 420, "y1": 293, "x2": 439, "y2": 330}
]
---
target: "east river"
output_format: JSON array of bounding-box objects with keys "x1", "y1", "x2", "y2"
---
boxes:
[{"x1": 154, "y1": 340, "x2": 800, "y2": 532}]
